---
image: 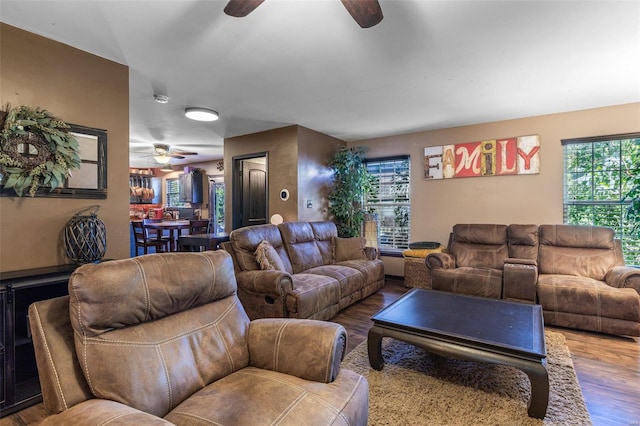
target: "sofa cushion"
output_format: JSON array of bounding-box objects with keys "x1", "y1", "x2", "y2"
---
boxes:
[
  {"x1": 309, "y1": 221, "x2": 338, "y2": 265},
  {"x1": 431, "y1": 267, "x2": 503, "y2": 299},
  {"x1": 164, "y1": 367, "x2": 369, "y2": 426},
  {"x1": 279, "y1": 222, "x2": 325, "y2": 274},
  {"x1": 255, "y1": 240, "x2": 286, "y2": 271},
  {"x1": 538, "y1": 274, "x2": 640, "y2": 322},
  {"x1": 287, "y1": 274, "x2": 340, "y2": 319},
  {"x1": 305, "y1": 264, "x2": 364, "y2": 310},
  {"x1": 538, "y1": 225, "x2": 618, "y2": 280},
  {"x1": 507, "y1": 224, "x2": 539, "y2": 260},
  {"x1": 333, "y1": 237, "x2": 367, "y2": 262},
  {"x1": 450, "y1": 224, "x2": 508, "y2": 270},
  {"x1": 230, "y1": 224, "x2": 294, "y2": 273},
  {"x1": 68, "y1": 252, "x2": 252, "y2": 418}
]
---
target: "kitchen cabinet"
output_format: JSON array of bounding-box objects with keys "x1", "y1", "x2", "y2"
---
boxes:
[
  {"x1": 179, "y1": 170, "x2": 203, "y2": 204},
  {"x1": 0, "y1": 265, "x2": 76, "y2": 418}
]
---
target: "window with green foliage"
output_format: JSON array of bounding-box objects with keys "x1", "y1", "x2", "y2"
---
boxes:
[
  {"x1": 166, "y1": 178, "x2": 186, "y2": 208},
  {"x1": 563, "y1": 133, "x2": 640, "y2": 265},
  {"x1": 364, "y1": 156, "x2": 411, "y2": 253}
]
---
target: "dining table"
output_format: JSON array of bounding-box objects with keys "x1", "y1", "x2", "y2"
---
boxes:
[
  {"x1": 178, "y1": 232, "x2": 230, "y2": 252},
  {"x1": 144, "y1": 220, "x2": 190, "y2": 252}
]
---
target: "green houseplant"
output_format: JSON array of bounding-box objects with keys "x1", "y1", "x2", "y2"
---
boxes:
[{"x1": 328, "y1": 146, "x2": 373, "y2": 237}]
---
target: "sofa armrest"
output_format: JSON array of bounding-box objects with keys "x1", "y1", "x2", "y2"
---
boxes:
[
  {"x1": 503, "y1": 258, "x2": 538, "y2": 303},
  {"x1": 40, "y1": 399, "x2": 173, "y2": 425},
  {"x1": 248, "y1": 318, "x2": 347, "y2": 383},
  {"x1": 605, "y1": 266, "x2": 640, "y2": 293},
  {"x1": 235, "y1": 270, "x2": 294, "y2": 295},
  {"x1": 425, "y1": 252, "x2": 455, "y2": 270}
]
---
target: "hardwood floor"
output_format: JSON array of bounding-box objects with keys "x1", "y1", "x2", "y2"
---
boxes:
[{"x1": 2, "y1": 278, "x2": 639, "y2": 425}]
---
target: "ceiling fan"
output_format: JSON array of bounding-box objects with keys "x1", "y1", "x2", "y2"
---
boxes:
[
  {"x1": 152, "y1": 143, "x2": 197, "y2": 164},
  {"x1": 224, "y1": 0, "x2": 384, "y2": 28}
]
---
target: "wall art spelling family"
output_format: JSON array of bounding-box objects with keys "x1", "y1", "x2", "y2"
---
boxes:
[{"x1": 423, "y1": 135, "x2": 540, "y2": 180}]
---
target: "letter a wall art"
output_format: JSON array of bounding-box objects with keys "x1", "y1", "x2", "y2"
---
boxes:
[{"x1": 423, "y1": 135, "x2": 540, "y2": 180}]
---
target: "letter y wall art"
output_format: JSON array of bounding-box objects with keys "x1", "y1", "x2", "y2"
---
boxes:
[{"x1": 424, "y1": 135, "x2": 540, "y2": 179}]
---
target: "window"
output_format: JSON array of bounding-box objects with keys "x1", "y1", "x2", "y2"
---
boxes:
[
  {"x1": 364, "y1": 156, "x2": 411, "y2": 253},
  {"x1": 165, "y1": 178, "x2": 186, "y2": 208},
  {"x1": 563, "y1": 133, "x2": 640, "y2": 265}
]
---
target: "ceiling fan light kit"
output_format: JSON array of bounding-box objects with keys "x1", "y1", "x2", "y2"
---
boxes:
[
  {"x1": 154, "y1": 154, "x2": 172, "y2": 164},
  {"x1": 185, "y1": 107, "x2": 219, "y2": 122}
]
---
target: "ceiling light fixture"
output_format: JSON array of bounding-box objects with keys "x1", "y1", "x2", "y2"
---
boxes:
[
  {"x1": 185, "y1": 107, "x2": 219, "y2": 122},
  {"x1": 154, "y1": 154, "x2": 172, "y2": 164}
]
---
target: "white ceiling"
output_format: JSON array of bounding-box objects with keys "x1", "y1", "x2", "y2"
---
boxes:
[{"x1": 2, "y1": 0, "x2": 639, "y2": 168}]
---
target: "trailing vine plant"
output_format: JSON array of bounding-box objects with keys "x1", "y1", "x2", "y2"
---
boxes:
[
  {"x1": 0, "y1": 104, "x2": 81, "y2": 196},
  {"x1": 328, "y1": 146, "x2": 374, "y2": 238}
]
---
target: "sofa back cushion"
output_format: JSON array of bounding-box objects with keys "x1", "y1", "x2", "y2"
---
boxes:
[
  {"x1": 68, "y1": 251, "x2": 251, "y2": 418},
  {"x1": 507, "y1": 224, "x2": 539, "y2": 260},
  {"x1": 450, "y1": 224, "x2": 508, "y2": 270},
  {"x1": 279, "y1": 222, "x2": 325, "y2": 273},
  {"x1": 309, "y1": 221, "x2": 338, "y2": 265},
  {"x1": 538, "y1": 224, "x2": 619, "y2": 280},
  {"x1": 230, "y1": 224, "x2": 293, "y2": 273}
]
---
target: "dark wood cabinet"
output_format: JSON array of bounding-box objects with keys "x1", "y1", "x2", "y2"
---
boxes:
[
  {"x1": 179, "y1": 170, "x2": 203, "y2": 204},
  {"x1": 0, "y1": 265, "x2": 76, "y2": 418}
]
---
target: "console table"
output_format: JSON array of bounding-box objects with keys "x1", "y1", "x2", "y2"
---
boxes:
[{"x1": 0, "y1": 264, "x2": 77, "y2": 418}]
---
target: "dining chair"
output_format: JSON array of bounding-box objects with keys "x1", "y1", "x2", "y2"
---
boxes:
[
  {"x1": 189, "y1": 219, "x2": 210, "y2": 235},
  {"x1": 131, "y1": 220, "x2": 170, "y2": 256}
]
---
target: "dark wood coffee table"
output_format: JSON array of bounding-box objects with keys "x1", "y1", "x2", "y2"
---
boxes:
[{"x1": 368, "y1": 288, "x2": 548, "y2": 419}]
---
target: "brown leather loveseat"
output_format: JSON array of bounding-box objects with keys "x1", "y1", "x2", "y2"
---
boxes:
[
  {"x1": 426, "y1": 224, "x2": 640, "y2": 336},
  {"x1": 222, "y1": 221, "x2": 385, "y2": 320},
  {"x1": 28, "y1": 251, "x2": 369, "y2": 425}
]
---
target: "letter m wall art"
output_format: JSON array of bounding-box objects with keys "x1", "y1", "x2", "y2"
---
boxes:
[{"x1": 423, "y1": 135, "x2": 540, "y2": 180}]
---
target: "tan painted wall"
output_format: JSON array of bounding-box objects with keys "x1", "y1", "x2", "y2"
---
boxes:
[
  {"x1": 352, "y1": 102, "x2": 640, "y2": 276},
  {"x1": 297, "y1": 126, "x2": 344, "y2": 222},
  {"x1": 224, "y1": 126, "x2": 299, "y2": 230},
  {"x1": 0, "y1": 24, "x2": 130, "y2": 271}
]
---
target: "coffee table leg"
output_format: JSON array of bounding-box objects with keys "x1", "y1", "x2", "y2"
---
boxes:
[
  {"x1": 522, "y1": 361, "x2": 549, "y2": 419},
  {"x1": 367, "y1": 327, "x2": 384, "y2": 370}
]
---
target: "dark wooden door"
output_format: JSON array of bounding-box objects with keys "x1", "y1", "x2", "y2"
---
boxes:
[{"x1": 241, "y1": 159, "x2": 267, "y2": 227}]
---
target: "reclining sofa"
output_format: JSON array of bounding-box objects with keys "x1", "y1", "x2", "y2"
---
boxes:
[
  {"x1": 426, "y1": 224, "x2": 640, "y2": 336},
  {"x1": 221, "y1": 221, "x2": 385, "y2": 321},
  {"x1": 28, "y1": 251, "x2": 369, "y2": 425}
]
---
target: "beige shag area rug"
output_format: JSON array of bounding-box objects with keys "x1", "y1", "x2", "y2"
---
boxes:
[{"x1": 342, "y1": 330, "x2": 591, "y2": 425}]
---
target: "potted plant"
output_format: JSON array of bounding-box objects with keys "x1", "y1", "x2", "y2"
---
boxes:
[{"x1": 328, "y1": 146, "x2": 373, "y2": 237}]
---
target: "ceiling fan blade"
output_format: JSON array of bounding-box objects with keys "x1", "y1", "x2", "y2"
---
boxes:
[
  {"x1": 168, "y1": 154, "x2": 186, "y2": 159},
  {"x1": 340, "y1": 0, "x2": 383, "y2": 28},
  {"x1": 171, "y1": 151, "x2": 198, "y2": 156},
  {"x1": 224, "y1": 0, "x2": 265, "y2": 17}
]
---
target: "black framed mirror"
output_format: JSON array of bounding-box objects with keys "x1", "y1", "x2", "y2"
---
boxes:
[{"x1": 0, "y1": 124, "x2": 107, "y2": 199}]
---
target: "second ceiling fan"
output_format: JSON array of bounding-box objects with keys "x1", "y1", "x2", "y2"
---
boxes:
[{"x1": 224, "y1": 0, "x2": 383, "y2": 28}]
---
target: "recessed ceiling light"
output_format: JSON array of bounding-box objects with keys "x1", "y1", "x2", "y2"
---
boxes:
[{"x1": 185, "y1": 107, "x2": 219, "y2": 122}]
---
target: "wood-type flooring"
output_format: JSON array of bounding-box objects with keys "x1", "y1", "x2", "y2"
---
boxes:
[{"x1": 2, "y1": 278, "x2": 639, "y2": 426}]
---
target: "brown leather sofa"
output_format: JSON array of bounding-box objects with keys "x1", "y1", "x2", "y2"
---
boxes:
[
  {"x1": 427, "y1": 224, "x2": 640, "y2": 336},
  {"x1": 221, "y1": 221, "x2": 385, "y2": 320},
  {"x1": 28, "y1": 251, "x2": 369, "y2": 425}
]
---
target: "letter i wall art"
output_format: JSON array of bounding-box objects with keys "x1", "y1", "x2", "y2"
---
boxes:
[{"x1": 423, "y1": 135, "x2": 540, "y2": 179}]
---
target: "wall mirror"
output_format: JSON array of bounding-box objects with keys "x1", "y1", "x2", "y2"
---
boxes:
[{"x1": 0, "y1": 124, "x2": 107, "y2": 199}]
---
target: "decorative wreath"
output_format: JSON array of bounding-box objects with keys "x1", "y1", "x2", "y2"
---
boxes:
[{"x1": 0, "y1": 104, "x2": 81, "y2": 197}]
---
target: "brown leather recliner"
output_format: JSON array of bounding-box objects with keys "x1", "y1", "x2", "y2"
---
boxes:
[
  {"x1": 28, "y1": 251, "x2": 369, "y2": 425},
  {"x1": 534, "y1": 224, "x2": 640, "y2": 336}
]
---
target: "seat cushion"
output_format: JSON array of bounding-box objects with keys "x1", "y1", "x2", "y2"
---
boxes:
[
  {"x1": 538, "y1": 274, "x2": 640, "y2": 322},
  {"x1": 164, "y1": 367, "x2": 369, "y2": 426},
  {"x1": 305, "y1": 264, "x2": 364, "y2": 310},
  {"x1": 287, "y1": 274, "x2": 341, "y2": 319},
  {"x1": 431, "y1": 267, "x2": 503, "y2": 299}
]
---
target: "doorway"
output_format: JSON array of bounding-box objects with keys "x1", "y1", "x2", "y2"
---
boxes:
[{"x1": 232, "y1": 153, "x2": 268, "y2": 230}]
